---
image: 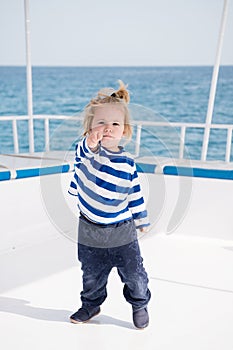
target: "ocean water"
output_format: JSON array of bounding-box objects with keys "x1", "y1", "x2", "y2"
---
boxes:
[{"x1": 0, "y1": 66, "x2": 233, "y2": 161}]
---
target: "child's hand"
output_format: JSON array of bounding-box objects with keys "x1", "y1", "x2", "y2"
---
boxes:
[
  {"x1": 87, "y1": 130, "x2": 103, "y2": 149},
  {"x1": 139, "y1": 226, "x2": 148, "y2": 233}
]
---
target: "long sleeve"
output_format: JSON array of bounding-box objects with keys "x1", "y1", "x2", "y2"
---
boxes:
[
  {"x1": 128, "y1": 165, "x2": 150, "y2": 229},
  {"x1": 68, "y1": 138, "x2": 95, "y2": 196}
]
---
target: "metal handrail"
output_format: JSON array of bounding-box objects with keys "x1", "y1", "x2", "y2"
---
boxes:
[
  {"x1": 0, "y1": 114, "x2": 232, "y2": 162},
  {"x1": 201, "y1": 0, "x2": 229, "y2": 161}
]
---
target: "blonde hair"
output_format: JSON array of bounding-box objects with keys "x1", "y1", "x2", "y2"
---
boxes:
[{"x1": 83, "y1": 80, "x2": 132, "y2": 139}]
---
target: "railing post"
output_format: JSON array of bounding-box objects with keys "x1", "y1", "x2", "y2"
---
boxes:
[
  {"x1": 44, "y1": 117, "x2": 50, "y2": 152},
  {"x1": 135, "y1": 124, "x2": 142, "y2": 157},
  {"x1": 12, "y1": 119, "x2": 19, "y2": 154},
  {"x1": 24, "y1": 0, "x2": 34, "y2": 153},
  {"x1": 201, "y1": 0, "x2": 229, "y2": 161},
  {"x1": 179, "y1": 126, "x2": 186, "y2": 159},
  {"x1": 225, "y1": 127, "x2": 232, "y2": 162}
]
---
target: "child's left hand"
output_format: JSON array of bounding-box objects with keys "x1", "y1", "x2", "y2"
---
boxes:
[{"x1": 139, "y1": 226, "x2": 148, "y2": 233}]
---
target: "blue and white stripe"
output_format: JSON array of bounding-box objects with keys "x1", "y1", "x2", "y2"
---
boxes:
[{"x1": 68, "y1": 138, "x2": 149, "y2": 228}]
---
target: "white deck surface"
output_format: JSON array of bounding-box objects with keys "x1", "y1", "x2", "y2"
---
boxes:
[
  {"x1": 1, "y1": 229, "x2": 233, "y2": 350},
  {"x1": 1, "y1": 156, "x2": 233, "y2": 349}
]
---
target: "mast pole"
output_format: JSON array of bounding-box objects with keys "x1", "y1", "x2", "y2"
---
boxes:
[
  {"x1": 24, "y1": 0, "x2": 34, "y2": 153},
  {"x1": 201, "y1": 0, "x2": 229, "y2": 161}
]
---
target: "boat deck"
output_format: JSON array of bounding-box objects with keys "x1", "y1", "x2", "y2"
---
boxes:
[
  {"x1": 0, "y1": 152, "x2": 233, "y2": 349},
  {"x1": 1, "y1": 228, "x2": 233, "y2": 350}
]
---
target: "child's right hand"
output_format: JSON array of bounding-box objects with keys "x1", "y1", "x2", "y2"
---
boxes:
[{"x1": 87, "y1": 130, "x2": 103, "y2": 149}]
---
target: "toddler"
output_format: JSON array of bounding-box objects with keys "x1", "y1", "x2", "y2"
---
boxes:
[{"x1": 68, "y1": 81, "x2": 151, "y2": 329}]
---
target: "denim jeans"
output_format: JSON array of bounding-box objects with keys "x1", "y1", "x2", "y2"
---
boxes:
[{"x1": 77, "y1": 216, "x2": 151, "y2": 311}]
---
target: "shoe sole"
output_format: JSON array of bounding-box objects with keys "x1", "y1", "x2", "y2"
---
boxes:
[
  {"x1": 70, "y1": 309, "x2": 101, "y2": 324},
  {"x1": 134, "y1": 323, "x2": 149, "y2": 330}
]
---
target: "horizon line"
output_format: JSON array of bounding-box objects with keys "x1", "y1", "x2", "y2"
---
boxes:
[{"x1": 0, "y1": 64, "x2": 233, "y2": 68}]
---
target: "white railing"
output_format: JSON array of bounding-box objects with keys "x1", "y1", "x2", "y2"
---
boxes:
[
  {"x1": 133, "y1": 120, "x2": 233, "y2": 161},
  {"x1": 0, "y1": 115, "x2": 233, "y2": 162}
]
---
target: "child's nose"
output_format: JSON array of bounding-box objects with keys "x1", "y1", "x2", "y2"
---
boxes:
[{"x1": 104, "y1": 124, "x2": 112, "y2": 132}]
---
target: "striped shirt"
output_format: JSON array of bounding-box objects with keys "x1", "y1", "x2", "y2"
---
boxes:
[{"x1": 68, "y1": 138, "x2": 149, "y2": 228}]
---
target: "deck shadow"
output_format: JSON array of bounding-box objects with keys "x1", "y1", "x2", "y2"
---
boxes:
[
  {"x1": 89, "y1": 314, "x2": 134, "y2": 329},
  {"x1": 0, "y1": 296, "x2": 134, "y2": 329},
  {"x1": 0, "y1": 296, "x2": 70, "y2": 323}
]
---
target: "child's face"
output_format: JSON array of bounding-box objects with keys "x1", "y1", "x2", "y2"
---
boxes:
[{"x1": 91, "y1": 104, "x2": 125, "y2": 151}]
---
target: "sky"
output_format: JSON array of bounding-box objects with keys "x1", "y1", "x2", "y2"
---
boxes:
[{"x1": 0, "y1": 0, "x2": 232, "y2": 66}]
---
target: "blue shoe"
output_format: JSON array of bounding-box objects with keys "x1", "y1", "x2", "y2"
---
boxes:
[
  {"x1": 133, "y1": 308, "x2": 149, "y2": 329},
  {"x1": 70, "y1": 306, "x2": 100, "y2": 324}
]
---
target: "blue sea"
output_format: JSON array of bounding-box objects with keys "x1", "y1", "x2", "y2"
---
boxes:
[{"x1": 0, "y1": 66, "x2": 233, "y2": 161}]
